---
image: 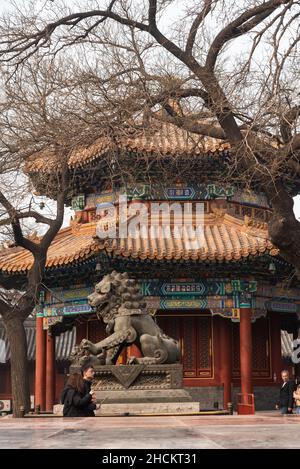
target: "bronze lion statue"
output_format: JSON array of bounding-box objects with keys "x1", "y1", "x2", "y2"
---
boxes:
[{"x1": 75, "y1": 270, "x2": 180, "y2": 365}]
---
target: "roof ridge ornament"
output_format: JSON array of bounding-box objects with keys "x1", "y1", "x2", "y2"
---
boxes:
[
  {"x1": 210, "y1": 206, "x2": 227, "y2": 220},
  {"x1": 69, "y1": 213, "x2": 82, "y2": 234},
  {"x1": 244, "y1": 215, "x2": 268, "y2": 231}
]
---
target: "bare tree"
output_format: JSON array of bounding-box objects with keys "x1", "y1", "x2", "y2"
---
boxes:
[
  {"x1": 0, "y1": 57, "x2": 85, "y2": 416},
  {"x1": 0, "y1": 167, "x2": 66, "y2": 417},
  {"x1": 0, "y1": 0, "x2": 299, "y2": 272}
]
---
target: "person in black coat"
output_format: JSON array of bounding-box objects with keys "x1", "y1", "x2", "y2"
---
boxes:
[
  {"x1": 276, "y1": 370, "x2": 296, "y2": 414},
  {"x1": 61, "y1": 372, "x2": 96, "y2": 417},
  {"x1": 81, "y1": 364, "x2": 98, "y2": 417}
]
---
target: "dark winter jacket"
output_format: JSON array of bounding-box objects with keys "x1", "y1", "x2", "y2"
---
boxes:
[
  {"x1": 61, "y1": 385, "x2": 95, "y2": 417},
  {"x1": 277, "y1": 380, "x2": 296, "y2": 409},
  {"x1": 83, "y1": 379, "x2": 96, "y2": 417}
]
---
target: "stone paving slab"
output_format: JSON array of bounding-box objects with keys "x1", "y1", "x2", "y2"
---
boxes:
[{"x1": 0, "y1": 413, "x2": 299, "y2": 449}]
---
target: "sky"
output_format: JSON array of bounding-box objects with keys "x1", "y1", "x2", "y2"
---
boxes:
[{"x1": 0, "y1": 0, "x2": 299, "y2": 224}]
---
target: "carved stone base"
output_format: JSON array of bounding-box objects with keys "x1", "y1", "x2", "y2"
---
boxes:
[
  {"x1": 64, "y1": 363, "x2": 198, "y2": 413},
  {"x1": 70, "y1": 363, "x2": 183, "y2": 391},
  {"x1": 53, "y1": 400, "x2": 200, "y2": 416},
  {"x1": 94, "y1": 388, "x2": 193, "y2": 404}
]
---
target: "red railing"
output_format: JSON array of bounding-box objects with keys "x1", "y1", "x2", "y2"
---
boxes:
[{"x1": 237, "y1": 393, "x2": 255, "y2": 415}]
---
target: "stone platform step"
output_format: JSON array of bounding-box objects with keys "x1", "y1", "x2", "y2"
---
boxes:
[
  {"x1": 54, "y1": 401, "x2": 200, "y2": 416},
  {"x1": 99, "y1": 402, "x2": 200, "y2": 415},
  {"x1": 94, "y1": 389, "x2": 193, "y2": 403}
]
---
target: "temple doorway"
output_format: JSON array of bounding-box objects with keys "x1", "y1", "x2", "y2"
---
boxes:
[{"x1": 156, "y1": 311, "x2": 213, "y2": 379}]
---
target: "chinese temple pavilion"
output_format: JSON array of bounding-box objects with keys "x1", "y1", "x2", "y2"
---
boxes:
[{"x1": 0, "y1": 119, "x2": 300, "y2": 413}]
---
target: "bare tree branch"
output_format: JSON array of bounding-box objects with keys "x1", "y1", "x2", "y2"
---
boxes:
[
  {"x1": 0, "y1": 190, "x2": 39, "y2": 253},
  {"x1": 205, "y1": 0, "x2": 292, "y2": 71},
  {"x1": 280, "y1": 105, "x2": 300, "y2": 143},
  {"x1": 185, "y1": 0, "x2": 213, "y2": 55}
]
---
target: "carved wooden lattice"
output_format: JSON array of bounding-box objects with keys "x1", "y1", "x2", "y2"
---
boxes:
[
  {"x1": 232, "y1": 318, "x2": 270, "y2": 376},
  {"x1": 252, "y1": 318, "x2": 270, "y2": 374},
  {"x1": 197, "y1": 316, "x2": 211, "y2": 372},
  {"x1": 157, "y1": 316, "x2": 180, "y2": 342},
  {"x1": 87, "y1": 319, "x2": 106, "y2": 343},
  {"x1": 157, "y1": 314, "x2": 213, "y2": 378},
  {"x1": 232, "y1": 323, "x2": 240, "y2": 372},
  {"x1": 182, "y1": 317, "x2": 197, "y2": 376},
  {"x1": 75, "y1": 322, "x2": 87, "y2": 345}
]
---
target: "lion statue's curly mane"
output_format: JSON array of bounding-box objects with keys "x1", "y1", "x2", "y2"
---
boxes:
[{"x1": 73, "y1": 270, "x2": 180, "y2": 365}]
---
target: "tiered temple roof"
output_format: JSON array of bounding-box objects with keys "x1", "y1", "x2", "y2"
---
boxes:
[
  {"x1": 25, "y1": 120, "x2": 230, "y2": 173},
  {"x1": 0, "y1": 212, "x2": 276, "y2": 274},
  {"x1": 0, "y1": 120, "x2": 283, "y2": 275}
]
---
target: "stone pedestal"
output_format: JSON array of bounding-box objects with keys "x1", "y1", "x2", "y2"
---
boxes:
[
  {"x1": 94, "y1": 388, "x2": 193, "y2": 403},
  {"x1": 54, "y1": 400, "x2": 200, "y2": 416},
  {"x1": 70, "y1": 363, "x2": 183, "y2": 391},
  {"x1": 59, "y1": 363, "x2": 201, "y2": 415}
]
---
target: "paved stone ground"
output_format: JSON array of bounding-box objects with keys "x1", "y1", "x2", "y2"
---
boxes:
[{"x1": 0, "y1": 412, "x2": 299, "y2": 449}]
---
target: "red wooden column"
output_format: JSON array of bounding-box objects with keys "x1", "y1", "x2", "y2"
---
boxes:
[
  {"x1": 270, "y1": 311, "x2": 282, "y2": 382},
  {"x1": 219, "y1": 317, "x2": 232, "y2": 409},
  {"x1": 35, "y1": 315, "x2": 46, "y2": 411},
  {"x1": 239, "y1": 308, "x2": 253, "y2": 395},
  {"x1": 45, "y1": 332, "x2": 55, "y2": 412},
  {"x1": 237, "y1": 307, "x2": 255, "y2": 414}
]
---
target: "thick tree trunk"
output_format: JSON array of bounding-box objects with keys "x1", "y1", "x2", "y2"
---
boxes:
[
  {"x1": 267, "y1": 185, "x2": 300, "y2": 276},
  {"x1": 4, "y1": 316, "x2": 30, "y2": 417}
]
